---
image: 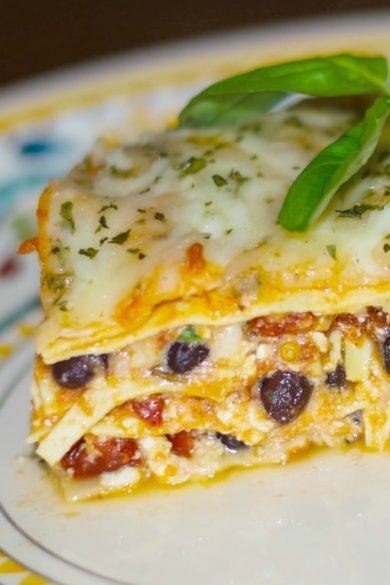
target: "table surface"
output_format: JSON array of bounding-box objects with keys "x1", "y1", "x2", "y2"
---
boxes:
[{"x1": 0, "y1": 0, "x2": 389, "y2": 88}]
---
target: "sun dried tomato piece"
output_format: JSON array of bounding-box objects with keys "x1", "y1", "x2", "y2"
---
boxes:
[
  {"x1": 132, "y1": 395, "x2": 165, "y2": 426},
  {"x1": 167, "y1": 431, "x2": 194, "y2": 457},
  {"x1": 329, "y1": 313, "x2": 361, "y2": 341},
  {"x1": 248, "y1": 312, "x2": 315, "y2": 337},
  {"x1": 61, "y1": 437, "x2": 139, "y2": 478}
]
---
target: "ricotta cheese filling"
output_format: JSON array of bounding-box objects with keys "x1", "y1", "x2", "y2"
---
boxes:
[{"x1": 30, "y1": 307, "x2": 390, "y2": 500}]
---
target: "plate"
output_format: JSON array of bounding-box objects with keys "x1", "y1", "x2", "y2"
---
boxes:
[{"x1": 1, "y1": 11, "x2": 390, "y2": 585}]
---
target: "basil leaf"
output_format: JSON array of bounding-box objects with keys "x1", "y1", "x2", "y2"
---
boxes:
[
  {"x1": 277, "y1": 95, "x2": 390, "y2": 231},
  {"x1": 179, "y1": 54, "x2": 388, "y2": 127}
]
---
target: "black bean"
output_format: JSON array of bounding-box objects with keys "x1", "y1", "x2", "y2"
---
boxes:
[
  {"x1": 383, "y1": 335, "x2": 390, "y2": 374},
  {"x1": 52, "y1": 354, "x2": 108, "y2": 389},
  {"x1": 326, "y1": 364, "x2": 346, "y2": 389},
  {"x1": 167, "y1": 341, "x2": 209, "y2": 374},
  {"x1": 216, "y1": 432, "x2": 247, "y2": 452},
  {"x1": 259, "y1": 370, "x2": 313, "y2": 424}
]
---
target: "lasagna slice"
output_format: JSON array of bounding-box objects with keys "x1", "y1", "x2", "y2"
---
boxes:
[{"x1": 28, "y1": 99, "x2": 390, "y2": 500}]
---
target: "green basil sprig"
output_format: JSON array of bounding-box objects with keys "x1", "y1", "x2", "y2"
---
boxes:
[
  {"x1": 277, "y1": 95, "x2": 390, "y2": 230},
  {"x1": 179, "y1": 54, "x2": 388, "y2": 128},
  {"x1": 178, "y1": 53, "x2": 390, "y2": 231}
]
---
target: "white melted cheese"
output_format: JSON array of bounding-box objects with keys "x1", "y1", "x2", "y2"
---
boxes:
[{"x1": 37, "y1": 102, "x2": 390, "y2": 360}]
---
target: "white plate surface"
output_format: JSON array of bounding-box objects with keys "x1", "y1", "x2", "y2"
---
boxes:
[
  {"x1": 2, "y1": 345, "x2": 390, "y2": 585},
  {"x1": 2, "y1": 12, "x2": 390, "y2": 585}
]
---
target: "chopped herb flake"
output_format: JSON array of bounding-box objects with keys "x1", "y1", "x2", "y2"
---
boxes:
[
  {"x1": 99, "y1": 237, "x2": 108, "y2": 245},
  {"x1": 326, "y1": 244, "x2": 337, "y2": 259},
  {"x1": 229, "y1": 169, "x2": 249, "y2": 187},
  {"x1": 45, "y1": 272, "x2": 72, "y2": 293},
  {"x1": 137, "y1": 208, "x2": 146, "y2": 213},
  {"x1": 178, "y1": 325, "x2": 201, "y2": 344},
  {"x1": 225, "y1": 228, "x2": 233, "y2": 235},
  {"x1": 127, "y1": 248, "x2": 140, "y2": 254},
  {"x1": 99, "y1": 203, "x2": 118, "y2": 213},
  {"x1": 110, "y1": 165, "x2": 134, "y2": 178},
  {"x1": 212, "y1": 174, "x2": 227, "y2": 187},
  {"x1": 95, "y1": 215, "x2": 109, "y2": 232},
  {"x1": 284, "y1": 115, "x2": 305, "y2": 128},
  {"x1": 60, "y1": 201, "x2": 75, "y2": 232},
  {"x1": 79, "y1": 247, "x2": 99, "y2": 259},
  {"x1": 154, "y1": 212, "x2": 167, "y2": 222},
  {"x1": 336, "y1": 203, "x2": 383, "y2": 219},
  {"x1": 180, "y1": 156, "x2": 207, "y2": 175},
  {"x1": 384, "y1": 243, "x2": 390, "y2": 253},
  {"x1": 205, "y1": 201, "x2": 212, "y2": 207},
  {"x1": 136, "y1": 218, "x2": 146, "y2": 225},
  {"x1": 109, "y1": 229, "x2": 131, "y2": 244},
  {"x1": 138, "y1": 252, "x2": 146, "y2": 260}
]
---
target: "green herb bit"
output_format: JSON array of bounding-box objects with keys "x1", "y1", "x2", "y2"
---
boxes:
[
  {"x1": 137, "y1": 208, "x2": 147, "y2": 213},
  {"x1": 110, "y1": 165, "x2": 134, "y2": 179},
  {"x1": 127, "y1": 248, "x2": 141, "y2": 254},
  {"x1": 229, "y1": 169, "x2": 249, "y2": 187},
  {"x1": 284, "y1": 115, "x2": 305, "y2": 128},
  {"x1": 336, "y1": 204, "x2": 383, "y2": 219},
  {"x1": 178, "y1": 325, "x2": 202, "y2": 344},
  {"x1": 383, "y1": 243, "x2": 390, "y2": 253},
  {"x1": 99, "y1": 237, "x2": 108, "y2": 245},
  {"x1": 79, "y1": 247, "x2": 99, "y2": 259},
  {"x1": 326, "y1": 245, "x2": 337, "y2": 259},
  {"x1": 58, "y1": 301, "x2": 69, "y2": 312},
  {"x1": 45, "y1": 272, "x2": 72, "y2": 293},
  {"x1": 60, "y1": 201, "x2": 75, "y2": 233},
  {"x1": 205, "y1": 201, "x2": 213, "y2": 207},
  {"x1": 180, "y1": 157, "x2": 207, "y2": 175},
  {"x1": 225, "y1": 228, "x2": 233, "y2": 235},
  {"x1": 99, "y1": 203, "x2": 118, "y2": 213},
  {"x1": 109, "y1": 229, "x2": 131, "y2": 244},
  {"x1": 212, "y1": 174, "x2": 227, "y2": 187},
  {"x1": 95, "y1": 215, "x2": 109, "y2": 233},
  {"x1": 154, "y1": 212, "x2": 167, "y2": 222},
  {"x1": 140, "y1": 188, "x2": 151, "y2": 194},
  {"x1": 138, "y1": 252, "x2": 146, "y2": 260}
]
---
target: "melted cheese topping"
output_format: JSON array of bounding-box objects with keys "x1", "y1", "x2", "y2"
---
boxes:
[{"x1": 36, "y1": 101, "x2": 390, "y2": 362}]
